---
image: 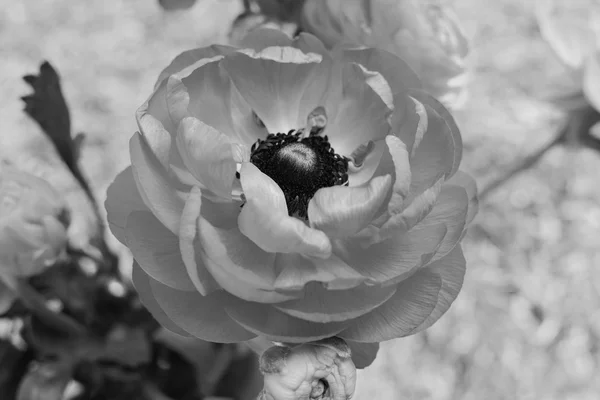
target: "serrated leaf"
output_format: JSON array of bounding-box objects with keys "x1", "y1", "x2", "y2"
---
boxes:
[
  {"x1": 535, "y1": 0, "x2": 600, "y2": 69},
  {"x1": 16, "y1": 361, "x2": 72, "y2": 400},
  {"x1": 21, "y1": 62, "x2": 78, "y2": 170}
]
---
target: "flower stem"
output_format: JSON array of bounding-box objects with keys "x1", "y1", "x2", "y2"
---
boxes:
[{"x1": 479, "y1": 126, "x2": 567, "y2": 199}]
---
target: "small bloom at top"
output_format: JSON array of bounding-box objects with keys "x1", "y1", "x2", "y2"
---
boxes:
[{"x1": 301, "y1": 0, "x2": 471, "y2": 109}]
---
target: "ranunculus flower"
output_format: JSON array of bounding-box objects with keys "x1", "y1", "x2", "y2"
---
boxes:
[
  {"x1": 301, "y1": 0, "x2": 470, "y2": 109},
  {"x1": 0, "y1": 168, "x2": 70, "y2": 279},
  {"x1": 105, "y1": 28, "x2": 477, "y2": 368}
]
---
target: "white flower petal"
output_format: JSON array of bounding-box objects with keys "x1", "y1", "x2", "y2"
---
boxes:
[
  {"x1": 338, "y1": 268, "x2": 442, "y2": 342},
  {"x1": 175, "y1": 117, "x2": 236, "y2": 200},
  {"x1": 178, "y1": 187, "x2": 221, "y2": 296},
  {"x1": 238, "y1": 163, "x2": 332, "y2": 259},
  {"x1": 409, "y1": 245, "x2": 466, "y2": 333},
  {"x1": 327, "y1": 62, "x2": 392, "y2": 158},
  {"x1": 105, "y1": 167, "x2": 149, "y2": 244},
  {"x1": 222, "y1": 47, "x2": 324, "y2": 133},
  {"x1": 125, "y1": 211, "x2": 196, "y2": 292},
  {"x1": 129, "y1": 133, "x2": 188, "y2": 235},
  {"x1": 308, "y1": 174, "x2": 392, "y2": 238}
]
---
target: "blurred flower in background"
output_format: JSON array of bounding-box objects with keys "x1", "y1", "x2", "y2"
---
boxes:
[
  {"x1": 301, "y1": 0, "x2": 470, "y2": 109},
  {"x1": 105, "y1": 28, "x2": 476, "y2": 369},
  {"x1": 0, "y1": 168, "x2": 70, "y2": 278},
  {"x1": 536, "y1": 0, "x2": 600, "y2": 71},
  {"x1": 536, "y1": 0, "x2": 600, "y2": 146},
  {"x1": 0, "y1": 168, "x2": 70, "y2": 312},
  {"x1": 536, "y1": 0, "x2": 600, "y2": 107}
]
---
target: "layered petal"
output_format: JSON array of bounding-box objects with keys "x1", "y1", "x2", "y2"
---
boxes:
[
  {"x1": 409, "y1": 90, "x2": 462, "y2": 177},
  {"x1": 409, "y1": 245, "x2": 466, "y2": 334},
  {"x1": 176, "y1": 58, "x2": 253, "y2": 144},
  {"x1": 417, "y1": 185, "x2": 469, "y2": 262},
  {"x1": 130, "y1": 133, "x2": 187, "y2": 235},
  {"x1": 405, "y1": 103, "x2": 455, "y2": 201},
  {"x1": 338, "y1": 268, "x2": 442, "y2": 342},
  {"x1": 274, "y1": 282, "x2": 397, "y2": 323},
  {"x1": 175, "y1": 117, "x2": 237, "y2": 200},
  {"x1": 445, "y1": 170, "x2": 479, "y2": 225},
  {"x1": 146, "y1": 271, "x2": 257, "y2": 342},
  {"x1": 224, "y1": 301, "x2": 350, "y2": 343},
  {"x1": 273, "y1": 253, "x2": 365, "y2": 292},
  {"x1": 178, "y1": 187, "x2": 220, "y2": 296},
  {"x1": 125, "y1": 211, "x2": 196, "y2": 291},
  {"x1": 238, "y1": 163, "x2": 331, "y2": 258},
  {"x1": 105, "y1": 167, "x2": 150, "y2": 244},
  {"x1": 335, "y1": 222, "x2": 447, "y2": 284},
  {"x1": 362, "y1": 177, "x2": 444, "y2": 246},
  {"x1": 193, "y1": 186, "x2": 302, "y2": 303},
  {"x1": 326, "y1": 63, "x2": 392, "y2": 158},
  {"x1": 135, "y1": 109, "x2": 173, "y2": 169},
  {"x1": 308, "y1": 174, "x2": 392, "y2": 238},
  {"x1": 132, "y1": 262, "x2": 190, "y2": 337}
]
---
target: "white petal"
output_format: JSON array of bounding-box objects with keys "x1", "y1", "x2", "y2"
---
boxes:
[
  {"x1": 308, "y1": 175, "x2": 392, "y2": 238},
  {"x1": 175, "y1": 117, "x2": 236, "y2": 200},
  {"x1": 238, "y1": 163, "x2": 332, "y2": 259}
]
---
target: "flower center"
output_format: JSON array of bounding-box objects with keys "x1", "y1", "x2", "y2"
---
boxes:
[{"x1": 249, "y1": 129, "x2": 349, "y2": 218}]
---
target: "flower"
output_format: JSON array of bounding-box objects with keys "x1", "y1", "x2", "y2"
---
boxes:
[
  {"x1": 536, "y1": 0, "x2": 600, "y2": 138},
  {"x1": 105, "y1": 28, "x2": 477, "y2": 369},
  {"x1": 301, "y1": 0, "x2": 470, "y2": 109},
  {"x1": 0, "y1": 167, "x2": 70, "y2": 279}
]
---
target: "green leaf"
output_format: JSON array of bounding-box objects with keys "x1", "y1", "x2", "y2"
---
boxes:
[{"x1": 21, "y1": 62, "x2": 77, "y2": 170}]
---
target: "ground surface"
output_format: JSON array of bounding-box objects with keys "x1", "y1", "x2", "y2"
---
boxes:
[{"x1": 1, "y1": 0, "x2": 599, "y2": 399}]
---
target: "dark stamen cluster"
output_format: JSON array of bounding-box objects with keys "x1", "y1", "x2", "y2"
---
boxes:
[{"x1": 247, "y1": 129, "x2": 349, "y2": 219}]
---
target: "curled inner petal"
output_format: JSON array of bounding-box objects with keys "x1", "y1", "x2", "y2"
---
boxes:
[{"x1": 238, "y1": 163, "x2": 332, "y2": 259}]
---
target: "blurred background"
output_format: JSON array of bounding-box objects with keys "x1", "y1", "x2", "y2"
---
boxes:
[{"x1": 1, "y1": 0, "x2": 599, "y2": 399}]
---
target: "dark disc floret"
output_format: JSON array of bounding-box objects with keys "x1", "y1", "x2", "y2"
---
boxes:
[{"x1": 248, "y1": 129, "x2": 349, "y2": 219}]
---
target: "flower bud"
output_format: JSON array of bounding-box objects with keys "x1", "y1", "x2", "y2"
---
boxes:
[{"x1": 0, "y1": 168, "x2": 70, "y2": 278}]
